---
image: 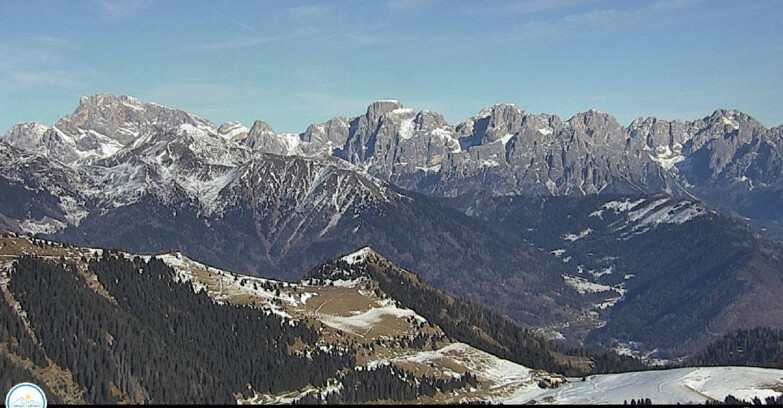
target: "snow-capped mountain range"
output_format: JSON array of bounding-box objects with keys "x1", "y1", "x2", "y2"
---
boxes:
[
  {"x1": 3, "y1": 94, "x2": 783, "y2": 358},
  {"x1": 0, "y1": 95, "x2": 397, "y2": 227},
  {"x1": 0, "y1": 95, "x2": 587, "y2": 333},
  {"x1": 7, "y1": 93, "x2": 780, "y2": 237}
]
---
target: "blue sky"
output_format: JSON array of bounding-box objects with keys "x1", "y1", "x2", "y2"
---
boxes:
[{"x1": 1, "y1": 0, "x2": 781, "y2": 133}]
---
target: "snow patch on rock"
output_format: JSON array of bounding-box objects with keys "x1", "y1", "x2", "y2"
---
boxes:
[{"x1": 341, "y1": 247, "x2": 373, "y2": 265}]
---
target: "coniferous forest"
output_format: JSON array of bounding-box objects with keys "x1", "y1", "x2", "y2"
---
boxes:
[
  {"x1": 2, "y1": 253, "x2": 478, "y2": 404},
  {"x1": 688, "y1": 327, "x2": 783, "y2": 369}
]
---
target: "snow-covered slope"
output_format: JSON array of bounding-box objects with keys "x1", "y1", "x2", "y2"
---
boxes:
[{"x1": 503, "y1": 366, "x2": 783, "y2": 405}]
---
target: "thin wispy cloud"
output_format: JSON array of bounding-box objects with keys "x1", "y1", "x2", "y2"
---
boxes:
[
  {"x1": 344, "y1": 33, "x2": 380, "y2": 46},
  {"x1": 23, "y1": 36, "x2": 78, "y2": 49},
  {"x1": 96, "y1": 0, "x2": 153, "y2": 19},
  {"x1": 185, "y1": 36, "x2": 272, "y2": 51},
  {"x1": 503, "y1": 0, "x2": 704, "y2": 42},
  {"x1": 489, "y1": 0, "x2": 607, "y2": 15},
  {"x1": 7, "y1": 71, "x2": 81, "y2": 87},
  {"x1": 647, "y1": 0, "x2": 703, "y2": 12},
  {"x1": 562, "y1": 8, "x2": 621, "y2": 30},
  {"x1": 289, "y1": 4, "x2": 329, "y2": 19},
  {"x1": 386, "y1": 0, "x2": 441, "y2": 10},
  {"x1": 0, "y1": 47, "x2": 56, "y2": 71},
  {"x1": 0, "y1": 36, "x2": 77, "y2": 69},
  {"x1": 562, "y1": 0, "x2": 704, "y2": 28},
  {"x1": 186, "y1": 26, "x2": 367, "y2": 52},
  {"x1": 0, "y1": 36, "x2": 83, "y2": 90},
  {"x1": 198, "y1": 0, "x2": 254, "y2": 32}
]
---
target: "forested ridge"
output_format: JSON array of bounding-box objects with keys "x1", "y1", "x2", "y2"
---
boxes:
[
  {"x1": 1, "y1": 252, "x2": 489, "y2": 404},
  {"x1": 0, "y1": 289, "x2": 63, "y2": 404},
  {"x1": 688, "y1": 327, "x2": 783, "y2": 368},
  {"x1": 293, "y1": 365, "x2": 478, "y2": 404},
  {"x1": 2, "y1": 253, "x2": 354, "y2": 403},
  {"x1": 305, "y1": 255, "x2": 645, "y2": 377},
  {"x1": 2, "y1": 236, "x2": 782, "y2": 404}
]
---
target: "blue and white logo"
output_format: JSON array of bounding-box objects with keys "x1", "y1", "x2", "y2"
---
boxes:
[{"x1": 5, "y1": 382, "x2": 47, "y2": 408}]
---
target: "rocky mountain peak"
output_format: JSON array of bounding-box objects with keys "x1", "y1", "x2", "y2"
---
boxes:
[
  {"x1": 1, "y1": 121, "x2": 49, "y2": 147},
  {"x1": 414, "y1": 110, "x2": 449, "y2": 132},
  {"x1": 301, "y1": 117, "x2": 350, "y2": 146},
  {"x1": 475, "y1": 103, "x2": 522, "y2": 119},
  {"x1": 248, "y1": 120, "x2": 275, "y2": 136},
  {"x1": 699, "y1": 109, "x2": 765, "y2": 133},
  {"x1": 569, "y1": 109, "x2": 620, "y2": 130},
  {"x1": 243, "y1": 120, "x2": 298, "y2": 154},
  {"x1": 55, "y1": 94, "x2": 216, "y2": 146},
  {"x1": 566, "y1": 109, "x2": 628, "y2": 148},
  {"x1": 217, "y1": 121, "x2": 250, "y2": 141},
  {"x1": 3, "y1": 94, "x2": 781, "y2": 229},
  {"x1": 628, "y1": 116, "x2": 657, "y2": 130},
  {"x1": 366, "y1": 99, "x2": 405, "y2": 123},
  {"x1": 453, "y1": 103, "x2": 534, "y2": 149}
]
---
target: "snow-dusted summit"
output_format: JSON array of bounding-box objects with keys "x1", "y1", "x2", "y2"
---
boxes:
[{"x1": 1, "y1": 94, "x2": 217, "y2": 166}]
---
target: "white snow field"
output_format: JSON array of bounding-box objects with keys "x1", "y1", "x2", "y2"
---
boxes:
[{"x1": 501, "y1": 366, "x2": 783, "y2": 405}]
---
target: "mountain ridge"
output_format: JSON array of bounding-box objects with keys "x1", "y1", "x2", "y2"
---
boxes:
[
  {"x1": 2, "y1": 230, "x2": 782, "y2": 404},
  {"x1": 5, "y1": 93, "x2": 781, "y2": 239},
  {"x1": 0, "y1": 125, "x2": 589, "y2": 332},
  {"x1": 2, "y1": 94, "x2": 783, "y2": 359},
  {"x1": 4, "y1": 94, "x2": 776, "y2": 170}
]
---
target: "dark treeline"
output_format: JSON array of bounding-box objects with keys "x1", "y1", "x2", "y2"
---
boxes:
[
  {"x1": 550, "y1": 342, "x2": 648, "y2": 375},
  {"x1": 305, "y1": 258, "x2": 644, "y2": 377},
  {"x1": 6, "y1": 254, "x2": 351, "y2": 404},
  {"x1": 0, "y1": 278, "x2": 63, "y2": 403},
  {"x1": 706, "y1": 393, "x2": 783, "y2": 405},
  {"x1": 688, "y1": 327, "x2": 783, "y2": 369},
  {"x1": 0, "y1": 287, "x2": 47, "y2": 367},
  {"x1": 0, "y1": 353, "x2": 63, "y2": 404},
  {"x1": 293, "y1": 364, "x2": 478, "y2": 404}
]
